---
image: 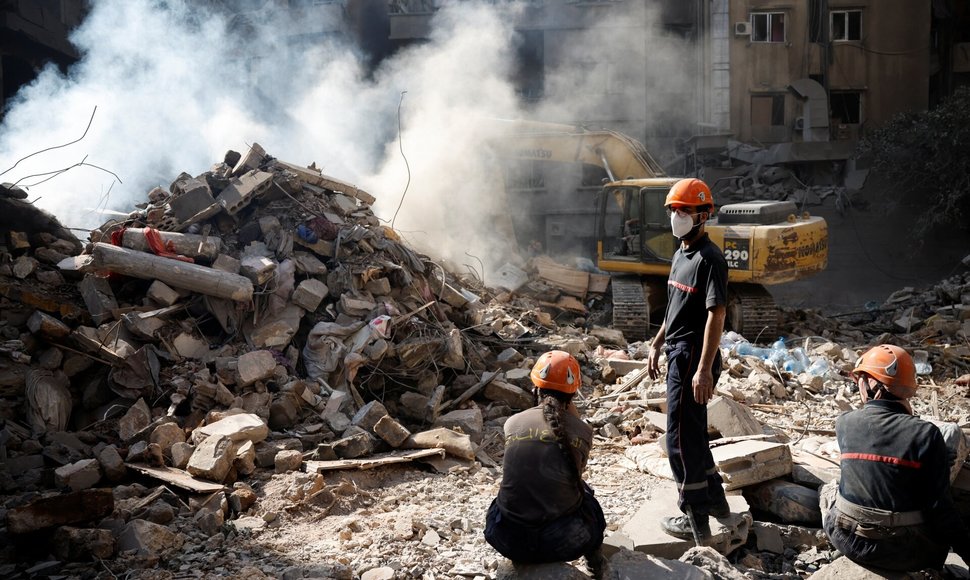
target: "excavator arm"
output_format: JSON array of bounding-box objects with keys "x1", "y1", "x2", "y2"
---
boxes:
[{"x1": 484, "y1": 119, "x2": 667, "y2": 180}]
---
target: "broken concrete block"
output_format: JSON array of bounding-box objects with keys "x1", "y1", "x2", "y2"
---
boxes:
[
  {"x1": 240, "y1": 255, "x2": 277, "y2": 285},
  {"x1": 52, "y1": 526, "x2": 115, "y2": 561},
  {"x1": 147, "y1": 280, "x2": 180, "y2": 307},
  {"x1": 504, "y1": 368, "x2": 532, "y2": 388},
  {"x1": 170, "y1": 181, "x2": 219, "y2": 223},
  {"x1": 432, "y1": 408, "x2": 484, "y2": 444},
  {"x1": 374, "y1": 415, "x2": 412, "y2": 448},
  {"x1": 170, "y1": 442, "x2": 194, "y2": 469},
  {"x1": 483, "y1": 380, "x2": 533, "y2": 410},
  {"x1": 12, "y1": 255, "x2": 38, "y2": 279},
  {"x1": 254, "y1": 438, "x2": 303, "y2": 468},
  {"x1": 398, "y1": 391, "x2": 430, "y2": 420},
  {"x1": 404, "y1": 428, "x2": 476, "y2": 461},
  {"x1": 217, "y1": 169, "x2": 273, "y2": 214},
  {"x1": 324, "y1": 412, "x2": 351, "y2": 434},
  {"x1": 229, "y1": 485, "x2": 258, "y2": 514},
  {"x1": 269, "y1": 391, "x2": 303, "y2": 430},
  {"x1": 54, "y1": 458, "x2": 102, "y2": 491},
  {"x1": 751, "y1": 522, "x2": 785, "y2": 554},
  {"x1": 233, "y1": 439, "x2": 256, "y2": 476},
  {"x1": 27, "y1": 311, "x2": 71, "y2": 339},
  {"x1": 149, "y1": 422, "x2": 186, "y2": 457},
  {"x1": 97, "y1": 445, "x2": 127, "y2": 481},
  {"x1": 232, "y1": 143, "x2": 266, "y2": 176},
  {"x1": 9, "y1": 230, "x2": 30, "y2": 250},
  {"x1": 192, "y1": 413, "x2": 269, "y2": 445},
  {"x1": 351, "y1": 400, "x2": 390, "y2": 432},
  {"x1": 602, "y1": 485, "x2": 750, "y2": 559},
  {"x1": 743, "y1": 479, "x2": 821, "y2": 526},
  {"x1": 117, "y1": 519, "x2": 184, "y2": 557},
  {"x1": 186, "y1": 433, "x2": 234, "y2": 482},
  {"x1": 79, "y1": 274, "x2": 118, "y2": 325},
  {"x1": 119, "y1": 398, "x2": 152, "y2": 441},
  {"x1": 274, "y1": 449, "x2": 303, "y2": 473},
  {"x1": 604, "y1": 550, "x2": 719, "y2": 580},
  {"x1": 173, "y1": 333, "x2": 210, "y2": 360},
  {"x1": 291, "y1": 278, "x2": 329, "y2": 312},
  {"x1": 247, "y1": 303, "x2": 303, "y2": 349},
  {"x1": 292, "y1": 252, "x2": 327, "y2": 276},
  {"x1": 712, "y1": 440, "x2": 793, "y2": 490},
  {"x1": 236, "y1": 350, "x2": 277, "y2": 387},
  {"x1": 707, "y1": 396, "x2": 763, "y2": 438},
  {"x1": 212, "y1": 254, "x2": 241, "y2": 274},
  {"x1": 811, "y1": 555, "x2": 919, "y2": 580},
  {"x1": 364, "y1": 277, "x2": 391, "y2": 295},
  {"x1": 5, "y1": 488, "x2": 114, "y2": 534},
  {"x1": 333, "y1": 427, "x2": 376, "y2": 459},
  {"x1": 791, "y1": 450, "x2": 840, "y2": 488},
  {"x1": 339, "y1": 294, "x2": 376, "y2": 317}
]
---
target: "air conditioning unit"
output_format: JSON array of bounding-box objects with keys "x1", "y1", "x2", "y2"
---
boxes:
[
  {"x1": 734, "y1": 21, "x2": 751, "y2": 36},
  {"x1": 793, "y1": 116, "x2": 805, "y2": 131}
]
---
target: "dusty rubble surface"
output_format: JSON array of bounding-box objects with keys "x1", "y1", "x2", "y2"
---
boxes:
[{"x1": 0, "y1": 143, "x2": 969, "y2": 579}]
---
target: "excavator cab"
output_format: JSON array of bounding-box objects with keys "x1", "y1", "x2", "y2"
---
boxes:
[{"x1": 597, "y1": 179, "x2": 682, "y2": 270}]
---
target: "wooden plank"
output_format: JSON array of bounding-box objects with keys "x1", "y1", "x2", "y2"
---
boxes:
[
  {"x1": 534, "y1": 256, "x2": 589, "y2": 299},
  {"x1": 126, "y1": 463, "x2": 226, "y2": 493},
  {"x1": 88, "y1": 243, "x2": 253, "y2": 302},
  {"x1": 306, "y1": 448, "x2": 445, "y2": 472}
]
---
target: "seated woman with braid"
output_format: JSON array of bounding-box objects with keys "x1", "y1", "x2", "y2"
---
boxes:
[{"x1": 484, "y1": 350, "x2": 607, "y2": 578}]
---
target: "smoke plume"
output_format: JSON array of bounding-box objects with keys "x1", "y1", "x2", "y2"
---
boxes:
[{"x1": 0, "y1": 0, "x2": 691, "y2": 276}]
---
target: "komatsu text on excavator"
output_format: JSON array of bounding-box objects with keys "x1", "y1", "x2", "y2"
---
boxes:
[{"x1": 488, "y1": 120, "x2": 828, "y2": 342}]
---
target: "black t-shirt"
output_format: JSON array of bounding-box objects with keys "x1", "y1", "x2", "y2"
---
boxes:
[
  {"x1": 664, "y1": 233, "x2": 728, "y2": 344},
  {"x1": 496, "y1": 406, "x2": 593, "y2": 524}
]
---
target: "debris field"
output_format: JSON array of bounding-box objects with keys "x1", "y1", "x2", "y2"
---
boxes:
[{"x1": 0, "y1": 144, "x2": 968, "y2": 579}]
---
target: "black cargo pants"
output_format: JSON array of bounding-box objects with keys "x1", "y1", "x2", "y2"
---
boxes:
[{"x1": 665, "y1": 340, "x2": 726, "y2": 517}]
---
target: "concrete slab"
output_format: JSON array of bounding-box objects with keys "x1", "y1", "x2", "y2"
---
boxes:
[
  {"x1": 707, "y1": 396, "x2": 763, "y2": 438},
  {"x1": 604, "y1": 484, "x2": 751, "y2": 560},
  {"x1": 711, "y1": 440, "x2": 792, "y2": 490},
  {"x1": 605, "y1": 358, "x2": 648, "y2": 376}
]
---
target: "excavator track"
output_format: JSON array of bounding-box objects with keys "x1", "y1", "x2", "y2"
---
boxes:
[
  {"x1": 727, "y1": 284, "x2": 779, "y2": 344},
  {"x1": 611, "y1": 275, "x2": 649, "y2": 342}
]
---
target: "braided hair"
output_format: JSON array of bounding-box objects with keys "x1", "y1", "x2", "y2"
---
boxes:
[{"x1": 536, "y1": 388, "x2": 584, "y2": 490}]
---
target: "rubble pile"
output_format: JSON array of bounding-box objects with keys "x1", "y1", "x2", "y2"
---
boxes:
[
  {"x1": 711, "y1": 162, "x2": 853, "y2": 210},
  {"x1": 0, "y1": 144, "x2": 618, "y2": 576},
  {"x1": 0, "y1": 141, "x2": 969, "y2": 578}
]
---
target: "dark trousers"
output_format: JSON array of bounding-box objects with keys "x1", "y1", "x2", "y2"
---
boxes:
[
  {"x1": 484, "y1": 483, "x2": 606, "y2": 564},
  {"x1": 665, "y1": 341, "x2": 725, "y2": 517},
  {"x1": 823, "y1": 507, "x2": 950, "y2": 572}
]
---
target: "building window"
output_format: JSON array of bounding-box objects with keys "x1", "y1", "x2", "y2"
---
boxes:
[
  {"x1": 751, "y1": 95, "x2": 785, "y2": 126},
  {"x1": 751, "y1": 12, "x2": 786, "y2": 43},
  {"x1": 830, "y1": 91, "x2": 862, "y2": 124},
  {"x1": 831, "y1": 10, "x2": 862, "y2": 41}
]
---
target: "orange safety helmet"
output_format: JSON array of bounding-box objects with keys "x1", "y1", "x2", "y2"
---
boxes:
[
  {"x1": 852, "y1": 344, "x2": 918, "y2": 399},
  {"x1": 530, "y1": 350, "x2": 581, "y2": 394},
  {"x1": 665, "y1": 178, "x2": 714, "y2": 209}
]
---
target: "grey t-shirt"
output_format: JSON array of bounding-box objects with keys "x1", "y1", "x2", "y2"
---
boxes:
[{"x1": 496, "y1": 406, "x2": 593, "y2": 524}]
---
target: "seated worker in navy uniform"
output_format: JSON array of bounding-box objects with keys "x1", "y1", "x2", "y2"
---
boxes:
[{"x1": 484, "y1": 350, "x2": 607, "y2": 578}]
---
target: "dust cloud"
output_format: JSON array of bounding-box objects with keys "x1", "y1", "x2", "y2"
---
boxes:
[{"x1": 0, "y1": 0, "x2": 692, "y2": 276}]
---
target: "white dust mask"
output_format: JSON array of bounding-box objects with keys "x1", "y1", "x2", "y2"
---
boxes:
[{"x1": 670, "y1": 210, "x2": 695, "y2": 238}]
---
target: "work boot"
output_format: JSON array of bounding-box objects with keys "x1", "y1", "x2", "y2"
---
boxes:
[
  {"x1": 660, "y1": 514, "x2": 711, "y2": 541},
  {"x1": 709, "y1": 497, "x2": 731, "y2": 518}
]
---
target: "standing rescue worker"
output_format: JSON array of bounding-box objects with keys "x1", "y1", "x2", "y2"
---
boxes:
[
  {"x1": 647, "y1": 178, "x2": 731, "y2": 541},
  {"x1": 821, "y1": 344, "x2": 970, "y2": 571},
  {"x1": 484, "y1": 350, "x2": 607, "y2": 577}
]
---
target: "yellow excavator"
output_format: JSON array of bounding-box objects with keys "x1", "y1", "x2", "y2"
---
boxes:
[{"x1": 487, "y1": 120, "x2": 828, "y2": 341}]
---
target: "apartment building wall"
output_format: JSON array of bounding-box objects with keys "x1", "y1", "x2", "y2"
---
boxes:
[
  {"x1": 0, "y1": 0, "x2": 87, "y2": 118},
  {"x1": 728, "y1": 0, "x2": 930, "y2": 143}
]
